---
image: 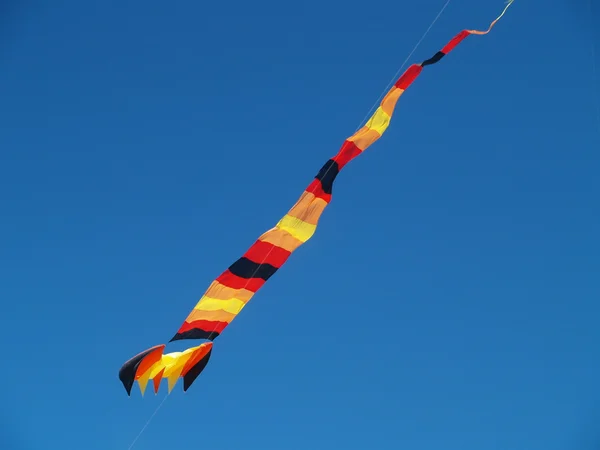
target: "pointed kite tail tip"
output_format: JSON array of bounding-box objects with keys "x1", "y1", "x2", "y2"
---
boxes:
[{"x1": 118, "y1": 342, "x2": 214, "y2": 396}]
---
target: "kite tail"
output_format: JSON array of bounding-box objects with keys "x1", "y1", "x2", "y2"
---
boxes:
[
  {"x1": 118, "y1": 2, "x2": 513, "y2": 396},
  {"x1": 468, "y1": 0, "x2": 514, "y2": 35}
]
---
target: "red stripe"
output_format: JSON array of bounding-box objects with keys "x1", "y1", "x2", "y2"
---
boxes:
[
  {"x1": 181, "y1": 343, "x2": 212, "y2": 377},
  {"x1": 243, "y1": 240, "x2": 291, "y2": 268},
  {"x1": 395, "y1": 64, "x2": 423, "y2": 89},
  {"x1": 179, "y1": 319, "x2": 229, "y2": 334},
  {"x1": 441, "y1": 30, "x2": 470, "y2": 54},
  {"x1": 333, "y1": 140, "x2": 362, "y2": 169},
  {"x1": 306, "y1": 179, "x2": 332, "y2": 203},
  {"x1": 153, "y1": 368, "x2": 165, "y2": 394},
  {"x1": 216, "y1": 269, "x2": 266, "y2": 291}
]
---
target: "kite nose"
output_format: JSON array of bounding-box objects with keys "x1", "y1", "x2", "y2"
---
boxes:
[{"x1": 118, "y1": 342, "x2": 213, "y2": 396}]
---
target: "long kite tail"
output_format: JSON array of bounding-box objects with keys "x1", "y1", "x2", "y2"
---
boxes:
[
  {"x1": 118, "y1": 2, "x2": 514, "y2": 396},
  {"x1": 168, "y1": 2, "x2": 515, "y2": 344}
]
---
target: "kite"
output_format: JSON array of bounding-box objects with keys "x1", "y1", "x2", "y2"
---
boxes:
[{"x1": 119, "y1": 1, "x2": 514, "y2": 396}]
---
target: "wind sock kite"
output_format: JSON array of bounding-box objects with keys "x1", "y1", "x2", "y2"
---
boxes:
[{"x1": 119, "y1": 1, "x2": 514, "y2": 396}]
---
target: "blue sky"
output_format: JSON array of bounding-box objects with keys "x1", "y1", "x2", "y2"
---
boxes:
[{"x1": 1, "y1": 1, "x2": 599, "y2": 449}]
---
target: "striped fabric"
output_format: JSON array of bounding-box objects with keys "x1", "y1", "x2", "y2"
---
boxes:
[
  {"x1": 170, "y1": 68, "x2": 416, "y2": 342},
  {"x1": 170, "y1": 1, "x2": 513, "y2": 343},
  {"x1": 118, "y1": 1, "x2": 514, "y2": 396}
]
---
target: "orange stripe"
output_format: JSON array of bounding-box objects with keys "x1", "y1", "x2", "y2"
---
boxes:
[
  {"x1": 286, "y1": 191, "x2": 328, "y2": 225},
  {"x1": 134, "y1": 346, "x2": 165, "y2": 379},
  {"x1": 381, "y1": 87, "x2": 404, "y2": 116},
  {"x1": 203, "y1": 281, "x2": 255, "y2": 302},
  {"x1": 258, "y1": 226, "x2": 304, "y2": 252},
  {"x1": 348, "y1": 127, "x2": 382, "y2": 151},
  {"x1": 186, "y1": 308, "x2": 236, "y2": 324}
]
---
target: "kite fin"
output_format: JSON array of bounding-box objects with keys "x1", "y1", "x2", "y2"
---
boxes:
[{"x1": 118, "y1": 342, "x2": 213, "y2": 396}]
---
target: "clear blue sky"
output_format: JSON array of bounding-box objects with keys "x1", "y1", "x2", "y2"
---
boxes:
[{"x1": 1, "y1": 1, "x2": 599, "y2": 449}]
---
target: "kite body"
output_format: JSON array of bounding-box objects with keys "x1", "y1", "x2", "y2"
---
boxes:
[{"x1": 119, "y1": 1, "x2": 514, "y2": 396}]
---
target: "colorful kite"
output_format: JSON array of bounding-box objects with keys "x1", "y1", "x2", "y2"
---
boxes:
[{"x1": 119, "y1": 1, "x2": 514, "y2": 396}]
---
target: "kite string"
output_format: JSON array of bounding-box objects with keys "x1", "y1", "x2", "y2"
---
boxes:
[
  {"x1": 353, "y1": 0, "x2": 453, "y2": 133},
  {"x1": 127, "y1": 393, "x2": 169, "y2": 450}
]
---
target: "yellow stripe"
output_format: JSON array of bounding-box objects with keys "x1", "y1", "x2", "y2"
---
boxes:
[
  {"x1": 148, "y1": 354, "x2": 177, "y2": 378},
  {"x1": 194, "y1": 296, "x2": 246, "y2": 315},
  {"x1": 276, "y1": 214, "x2": 317, "y2": 243},
  {"x1": 137, "y1": 370, "x2": 152, "y2": 396},
  {"x1": 347, "y1": 106, "x2": 392, "y2": 150},
  {"x1": 364, "y1": 106, "x2": 391, "y2": 135},
  {"x1": 163, "y1": 353, "x2": 193, "y2": 393}
]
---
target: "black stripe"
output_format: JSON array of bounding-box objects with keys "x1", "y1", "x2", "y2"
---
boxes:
[
  {"x1": 171, "y1": 329, "x2": 220, "y2": 342},
  {"x1": 421, "y1": 51, "x2": 445, "y2": 67},
  {"x1": 315, "y1": 159, "x2": 339, "y2": 195},
  {"x1": 183, "y1": 347, "x2": 213, "y2": 391},
  {"x1": 228, "y1": 256, "x2": 278, "y2": 281}
]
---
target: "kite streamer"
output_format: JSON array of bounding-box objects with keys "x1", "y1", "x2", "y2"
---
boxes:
[{"x1": 119, "y1": 1, "x2": 514, "y2": 396}]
